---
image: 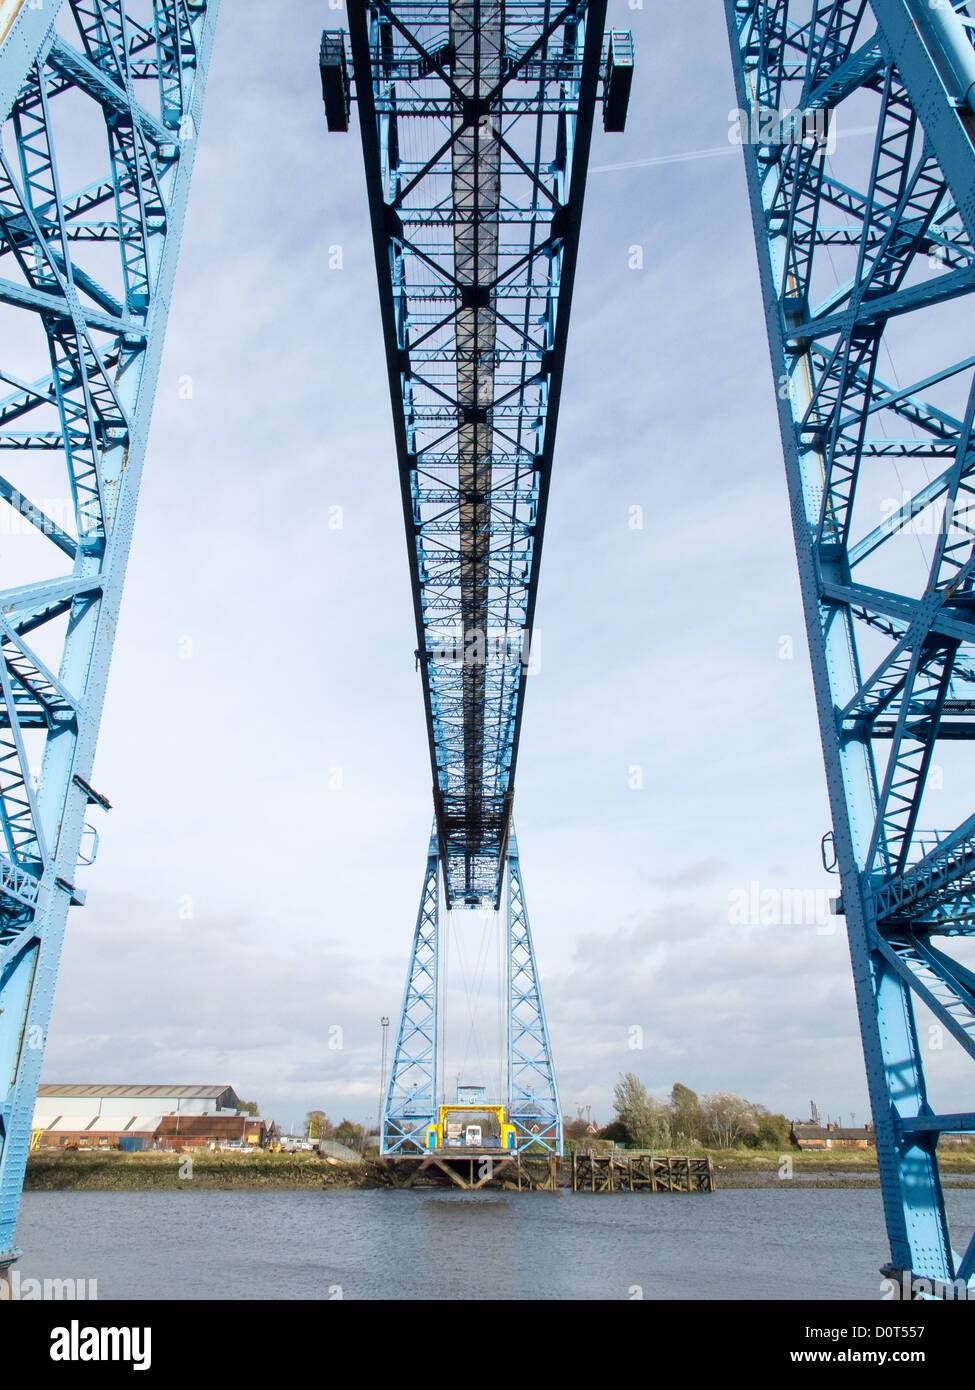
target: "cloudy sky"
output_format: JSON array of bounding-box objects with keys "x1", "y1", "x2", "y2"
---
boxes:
[{"x1": 36, "y1": 0, "x2": 974, "y2": 1135}]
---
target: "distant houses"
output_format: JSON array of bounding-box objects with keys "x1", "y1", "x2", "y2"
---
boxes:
[{"x1": 791, "y1": 1120, "x2": 875, "y2": 1150}]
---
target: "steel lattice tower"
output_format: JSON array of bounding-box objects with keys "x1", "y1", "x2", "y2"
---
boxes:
[
  {"x1": 728, "y1": 0, "x2": 975, "y2": 1294},
  {"x1": 0, "y1": 0, "x2": 219, "y2": 1270},
  {"x1": 322, "y1": 0, "x2": 631, "y2": 1155}
]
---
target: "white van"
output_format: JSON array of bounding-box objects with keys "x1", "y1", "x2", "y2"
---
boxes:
[{"x1": 464, "y1": 1124, "x2": 482, "y2": 1147}]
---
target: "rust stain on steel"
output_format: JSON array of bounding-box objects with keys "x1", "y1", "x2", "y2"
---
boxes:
[{"x1": 0, "y1": 1, "x2": 26, "y2": 51}]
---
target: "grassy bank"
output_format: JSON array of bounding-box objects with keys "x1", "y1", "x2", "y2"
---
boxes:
[
  {"x1": 25, "y1": 1151, "x2": 379, "y2": 1191},
  {"x1": 568, "y1": 1145, "x2": 975, "y2": 1188},
  {"x1": 714, "y1": 1145, "x2": 975, "y2": 1170},
  {"x1": 709, "y1": 1145, "x2": 975, "y2": 1187},
  {"x1": 24, "y1": 1145, "x2": 975, "y2": 1191}
]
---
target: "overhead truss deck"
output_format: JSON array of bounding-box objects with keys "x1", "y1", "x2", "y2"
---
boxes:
[{"x1": 331, "y1": 0, "x2": 630, "y2": 907}]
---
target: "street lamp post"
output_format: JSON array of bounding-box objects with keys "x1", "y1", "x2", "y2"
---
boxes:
[{"x1": 379, "y1": 1016, "x2": 390, "y2": 1133}]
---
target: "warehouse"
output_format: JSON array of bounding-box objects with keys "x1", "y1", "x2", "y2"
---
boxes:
[{"x1": 31, "y1": 1084, "x2": 257, "y2": 1151}]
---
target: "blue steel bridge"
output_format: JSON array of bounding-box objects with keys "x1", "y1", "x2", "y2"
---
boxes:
[
  {"x1": 324, "y1": 0, "x2": 632, "y2": 1159},
  {"x1": 0, "y1": 0, "x2": 973, "y2": 1299},
  {"x1": 327, "y1": 2, "x2": 631, "y2": 911}
]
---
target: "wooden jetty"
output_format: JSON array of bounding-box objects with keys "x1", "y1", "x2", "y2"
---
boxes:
[{"x1": 571, "y1": 1152, "x2": 714, "y2": 1194}]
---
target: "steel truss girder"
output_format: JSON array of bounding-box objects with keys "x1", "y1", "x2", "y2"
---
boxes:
[
  {"x1": 727, "y1": 0, "x2": 975, "y2": 1293},
  {"x1": 345, "y1": 0, "x2": 616, "y2": 906},
  {"x1": 0, "y1": 0, "x2": 220, "y2": 1266},
  {"x1": 381, "y1": 820, "x2": 560, "y2": 1156}
]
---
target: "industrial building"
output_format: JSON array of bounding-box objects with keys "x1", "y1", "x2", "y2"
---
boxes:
[
  {"x1": 30, "y1": 1085, "x2": 269, "y2": 1152},
  {"x1": 154, "y1": 1115, "x2": 269, "y2": 1151}
]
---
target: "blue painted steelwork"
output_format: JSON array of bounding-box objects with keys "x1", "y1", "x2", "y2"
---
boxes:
[
  {"x1": 727, "y1": 0, "x2": 975, "y2": 1294},
  {"x1": 506, "y1": 825, "x2": 560, "y2": 1152},
  {"x1": 382, "y1": 825, "x2": 441, "y2": 1154},
  {"x1": 333, "y1": 0, "x2": 630, "y2": 1163},
  {"x1": 0, "y1": 0, "x2": 219, "y2": 1266},
  {"x1": 380, "y1": 821, "x2": 560, "y2": 1155},
  {"x1": 340, "y1": 0, "x2": 624, "y2": 907}
]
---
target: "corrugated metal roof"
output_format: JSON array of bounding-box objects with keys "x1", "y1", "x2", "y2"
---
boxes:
[
  {"x1": 155, "y1": 1115, "x2": 255, "y2": 1137},
  {"x1": 37, "y1": 1084, "x2": 237, "y2": 1100},
  {"x1": 42, "y1": 1114, "x2": 163, "y2": 1134}
]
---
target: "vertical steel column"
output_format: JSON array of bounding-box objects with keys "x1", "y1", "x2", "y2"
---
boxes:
[
  {"x1": 0, "y1": 0, "x2": 221, "y2": 1267},
  {"x1": 506, "y1": 825, "x2": 561, "y2": 1154},
  {"x1": 726, "y1": 0, "x2": 975, "y2": 1293},
  {"x1": 904, "y1": 0, "x2": 975, "y2": 112},
  {"x1": 382, "y1": 826, "x2": 441, "y2": 1153}
]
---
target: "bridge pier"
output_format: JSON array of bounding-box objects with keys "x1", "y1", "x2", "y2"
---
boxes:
[{"x1": 380, "y1": 1152, "x2": 560, "y2": 1191}]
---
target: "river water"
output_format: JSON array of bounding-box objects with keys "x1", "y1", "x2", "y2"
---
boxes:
[{"x1": 13, "y1": 1188, "x2": 975, "y2": 1300}]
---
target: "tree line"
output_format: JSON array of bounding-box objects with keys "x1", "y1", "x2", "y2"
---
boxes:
[
  {"x1": 300, "y1": 1076, "x2": 793, "y2": 1154},
  {"x1": 304, "y1": 1111, "x2": 368, "y2": 1152},
  {"x1": 565, "y1": 1075, "x2": 792, "y2": 1151}
]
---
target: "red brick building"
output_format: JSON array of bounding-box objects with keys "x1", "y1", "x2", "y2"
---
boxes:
[
  {"x1": 153, "y1": 1114, "x2": 270, "y2": 1150},
  {"x1": 791, "y1": 1122, "x2": 875, "y2": 1150}
]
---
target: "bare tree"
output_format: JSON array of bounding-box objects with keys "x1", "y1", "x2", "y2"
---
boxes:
[{"x1": 700, "y1": 1091, "x2": 759, "y2": 1148}]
